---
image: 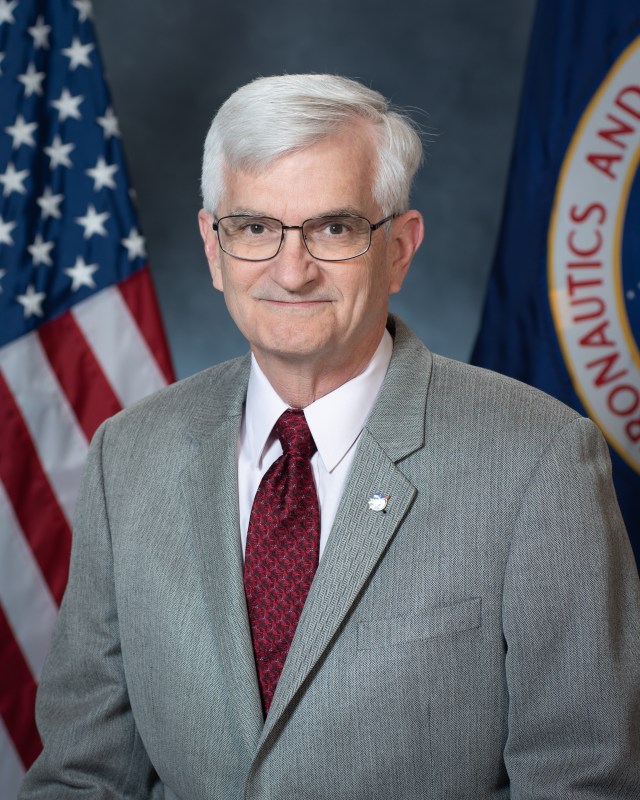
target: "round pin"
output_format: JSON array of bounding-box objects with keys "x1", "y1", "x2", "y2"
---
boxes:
[{"x1": 368, "y1": 492, "x2": 389, "y2": 512}]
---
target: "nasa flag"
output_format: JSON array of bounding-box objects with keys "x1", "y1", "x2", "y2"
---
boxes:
[{"x1": 472, "y1": 0, "x2": 640, "y2": 564}]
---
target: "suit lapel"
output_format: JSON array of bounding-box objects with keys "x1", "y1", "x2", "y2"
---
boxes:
[
  {"x1": 182, "y1": 355, "x2": 264, "y2": 753},
  {"x1": 256, "y1": 316, "x2": 433, "y2": 751}
]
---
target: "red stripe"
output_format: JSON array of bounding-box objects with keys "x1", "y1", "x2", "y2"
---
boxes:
[
  {"x1": 0, "y1": 372, "x2": 71, "y2": 604},
  {"x1": 38, "y1": 311, "x2": 122, "y2": 442},
  {"x1": 119, "y1": 267, "x2": 176, "y2": 384},
  {"x1": 0, "y1": 607, "x2": 42, "y2": 769}
]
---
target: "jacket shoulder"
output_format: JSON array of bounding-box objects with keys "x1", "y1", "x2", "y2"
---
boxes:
[
  {"x1": 428, "y1": 352, "x2": 584, "y2": 439},
  {"x1": 96, "y1": 353, "x2": 250, "y2": 445}
]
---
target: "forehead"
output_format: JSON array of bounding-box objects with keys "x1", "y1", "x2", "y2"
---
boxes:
[{"x1": 219, "y1": 126, "x2": 379, "y2": 219}]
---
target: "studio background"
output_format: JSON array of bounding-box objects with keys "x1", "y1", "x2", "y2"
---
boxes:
[{"x1": 92, "y1": 0, "x2": 537, "y2": 380}]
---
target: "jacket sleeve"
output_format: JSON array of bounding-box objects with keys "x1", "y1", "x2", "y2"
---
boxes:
[
  {"x1": 19, "y1": 421, "x2": 160, "y2": 799},
  {"x1": 502, "y1": 416, "x2": 640, "y2": 798}
]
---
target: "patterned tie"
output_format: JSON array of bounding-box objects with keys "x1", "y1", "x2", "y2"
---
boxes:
[{"x1": 244, "y1": 408, "x2": 321, "y2": 715}]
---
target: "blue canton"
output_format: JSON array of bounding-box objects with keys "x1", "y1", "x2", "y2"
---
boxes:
[{"x1": 0, "y1": 0, "x2": 146, "y2": 348}]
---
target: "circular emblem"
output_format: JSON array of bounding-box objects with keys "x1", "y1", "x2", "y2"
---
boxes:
[{"x1": 548, "y1": 36, "x2": 640, "y2": 474}]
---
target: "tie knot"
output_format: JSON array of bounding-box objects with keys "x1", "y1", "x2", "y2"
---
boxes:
[{"x1": 275, "y1": 409, "x2": 317, "y2": 458}]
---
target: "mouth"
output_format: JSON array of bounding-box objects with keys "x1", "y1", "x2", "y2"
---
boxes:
[{"x1": 261, "y1": 298, "x2": 331, "y2": 309}]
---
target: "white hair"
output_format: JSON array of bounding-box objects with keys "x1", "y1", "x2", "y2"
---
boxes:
[{"x1": 201, "y1": 74, "x2": 423, "y2": 216}]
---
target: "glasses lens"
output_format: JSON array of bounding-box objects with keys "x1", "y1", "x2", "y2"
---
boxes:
[
  {"x1": 303, "y1": 215, "x2": 371, "y2": 260},
  {"x1": 218, "y1": 216, "x2": 282, "y2": 260}
]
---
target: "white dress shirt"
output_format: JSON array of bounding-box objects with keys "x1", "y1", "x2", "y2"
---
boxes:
[{"x1": 237, "y1": 329, "x2": 393, "y2": 560}]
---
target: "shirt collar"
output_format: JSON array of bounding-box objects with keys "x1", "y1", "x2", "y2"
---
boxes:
[{"x1": 244, "y1": 329, "x2": 393, "y2": 473}]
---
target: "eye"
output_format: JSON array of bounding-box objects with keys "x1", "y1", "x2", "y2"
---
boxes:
[
  {"x1": 316, "y1": 217, "x2": 356, "y2": 236},
  {"x1": 224, "y1": 217, "x2": 280, "y2": 237}
]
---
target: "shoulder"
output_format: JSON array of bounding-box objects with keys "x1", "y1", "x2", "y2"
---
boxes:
[
  {"x1": 429, "y1": 351, "x2": 581, "y2": 432},
  {"x1": 390, "y1": 315, "x2": 582, "y2": 438},
  {"x1": 424, "y1": 353, "x2": 603, "y2": 473},
  {"x1": 420, "y1": 354, "x2": 615, "y2": 513},
  {"x1": 394, "y1": 317, "x2": 605, "y2": 476},
  {"x1": 94, "y1": 353, "x2": 251, "y2": 452}
]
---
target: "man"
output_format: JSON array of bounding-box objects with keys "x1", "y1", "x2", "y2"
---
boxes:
[{"x1": 21, "y1": 74, "x2": 640, "y2": 799}]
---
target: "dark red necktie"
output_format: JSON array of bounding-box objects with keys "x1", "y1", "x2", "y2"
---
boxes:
[{"x1": 243, "y1": 408, "x2": 320, "y2": 715}]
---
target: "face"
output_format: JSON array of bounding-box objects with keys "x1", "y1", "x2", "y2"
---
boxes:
[{"x1": 198, "y1": 125, "x2": 423, "y2": 383}]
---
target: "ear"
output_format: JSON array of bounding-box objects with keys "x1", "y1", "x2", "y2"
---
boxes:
[
  {"x1": 198, "y1": 209, "x2": 224, "y2": 291},
  {"x1": 387, "y1": 210, "x2": 424, "y2": 295}
]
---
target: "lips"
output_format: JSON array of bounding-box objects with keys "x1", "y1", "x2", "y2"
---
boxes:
[{"x1": 259, "y1": 297, "x2": 331, "y2": 307}]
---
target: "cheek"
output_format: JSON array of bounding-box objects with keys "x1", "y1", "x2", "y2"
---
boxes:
[
  {"x1": 220, "y1": 286, "x2": 255, "y2": 343},
  {"x1": 216, "y1": 257, "x2": 247, "y2": 297},
  {"x1": 218, "y1": 266, "x2": 260, "y2": 318},
  {"x1": 344, "y1": 263, "x2": 387, "y2": 313}
]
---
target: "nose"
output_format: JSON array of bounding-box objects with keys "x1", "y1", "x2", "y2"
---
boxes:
[{"x1": 268, "y1": 225, "x2": 319, "y2": 291}]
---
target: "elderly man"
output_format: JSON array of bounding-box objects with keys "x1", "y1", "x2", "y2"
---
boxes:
[{"x1": 21, "y1": 74, "x2": 640, "y2": 799}]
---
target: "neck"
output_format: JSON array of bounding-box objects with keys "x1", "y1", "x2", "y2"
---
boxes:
[{"x1": 253, "y1": 342, "x2": 382, "y2": 409}]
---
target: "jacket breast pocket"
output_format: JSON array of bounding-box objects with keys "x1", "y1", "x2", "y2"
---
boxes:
[{"x1": 356, "y1": 597, "x2": 482, "y2": 651}]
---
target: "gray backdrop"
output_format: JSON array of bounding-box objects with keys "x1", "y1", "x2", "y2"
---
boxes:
[{"x1": 92, "y1": 0, "x2": 536, "y2": 380}]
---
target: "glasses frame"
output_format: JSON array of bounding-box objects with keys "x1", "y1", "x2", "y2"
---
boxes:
[{"x1": 211, "y1": 213, "x2": 397, "y2": 263}]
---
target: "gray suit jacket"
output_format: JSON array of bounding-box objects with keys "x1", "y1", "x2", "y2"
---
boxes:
[{"x1": 21, "y1": 317, "x2": 640, "y2": 799}]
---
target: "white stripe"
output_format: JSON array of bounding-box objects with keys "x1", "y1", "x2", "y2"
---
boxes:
[
  {"x1": 0, "y1": 717, "x2": 25, "y2": 799},
  {"x1": 0, "y1": 332, "x2": 88, "y2": 526},
  {"x1": 72, "y1": 286, "x2": 167, "y2": 407},
  {"x1": 0, "y1": 481, "x2": 58, "y2": 681}
]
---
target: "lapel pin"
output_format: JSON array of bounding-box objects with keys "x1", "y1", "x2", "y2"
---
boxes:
[{"x1": 368, "y1": 492, "x2": 390, "y2": 512}]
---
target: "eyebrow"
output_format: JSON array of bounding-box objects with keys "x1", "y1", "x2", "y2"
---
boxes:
[
  {"x1": 224, "y1": 206, "x2": 367, "y2": 220},
  {"x1": 225, "y1": 207, "x2": 265, "y2": 217}
]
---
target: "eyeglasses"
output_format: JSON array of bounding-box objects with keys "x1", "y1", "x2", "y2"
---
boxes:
[{"x1": 211, "y1": 213, "x2": 396, "y2": 262}]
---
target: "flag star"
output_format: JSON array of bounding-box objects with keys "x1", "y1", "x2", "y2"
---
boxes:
[
  {"x1": 17, "y1": 284, "x2": 46, "y2": 318},
  {"x1": 0, "y1": 269, "x2": 5, "y2": 293},
  {"x1": 28, "y1": 233, "x2": 55, "y2": 266},
  {"x1": 76, "y1": 204, "x2": 109, "y2": 238},
  {"x1": 62, "y1": 36, "x2": 94, "y2": 70},
  {"x1": 0, "y1": 162, "x2": 29, "y2": 196},
  {"x1": 97, "y1": 106, "x2": 120, "y2": 139},
  {"x1": 86, "y1": 155, "x2": 118, "y2": 190},
  {"x1": 51, "y1": 88, "x2": 84, "y2": 121},
  {"x1": 44, "y1": 134, "x2": 75, "y2": 169},
  {"x1": 37, "y1": 187, "x2": 64, "y2": 219},
  {"x1": 28, "y1": 15, "x2": 51, "y2": 49},
  {"x1": 121, "y1": 227, "x2": 146, "y2": 260},
  {"x1": 18, "y1": 63, "x2": 46, "y2": 97},
  {"x1": 5, "y1": 114, "x2": 38, "y2": 148},
  {"x1": 0, "y1": 214, "x2": 16, "y2": 245},
  {"x1": 65, "y1": 256, "x2": 98, "y2": 291},
  {"x1": 0, "y1": 0, "x2": 17, "y2": 25},
  {"x1": 72, "y1": 0, "x2": 93, "y2": 22}
]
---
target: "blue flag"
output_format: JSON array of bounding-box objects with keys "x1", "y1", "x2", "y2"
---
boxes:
[{"x1": 471, "y1": 0, "x2": 640, "y2": 564}]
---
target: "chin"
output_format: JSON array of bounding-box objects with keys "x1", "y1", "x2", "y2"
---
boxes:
[
  {"x1": 251, "y1": 318, "x2": 330, "y2": 353},
  {"x1": 254, "y1": 330, "x2": 333, "y2": 361},
  {"x1": 269, "y1": 338, "x2": 331, "y2": 360}
]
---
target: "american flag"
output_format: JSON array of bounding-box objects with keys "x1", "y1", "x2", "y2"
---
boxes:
[{"x1": 0, "y1": 0, "x2": 175, "y2": 792}]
